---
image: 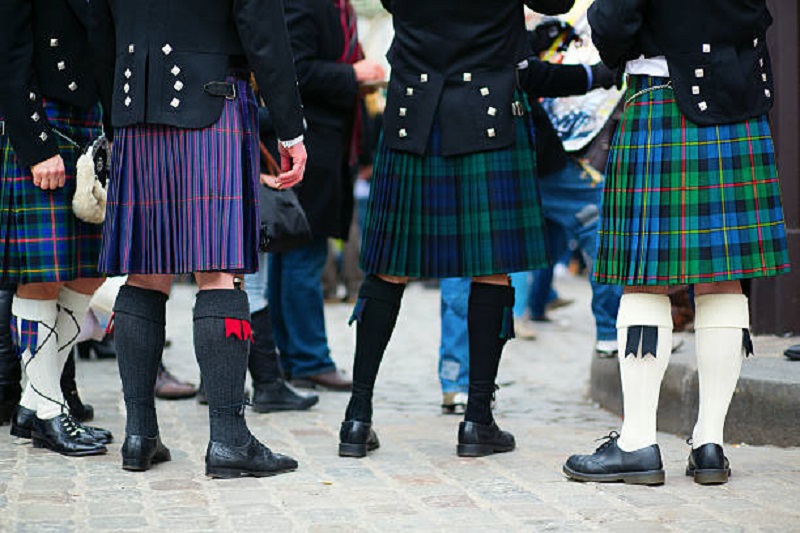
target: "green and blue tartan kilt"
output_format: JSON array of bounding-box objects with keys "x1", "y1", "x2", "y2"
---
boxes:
[
  {"x1": 595, "y1": 75, "x2": 790, "y2": 286},
  {"x1": 0, "y1": 101, "x2": 104, "y2": 284},
  {"x1": 360, "y1": 93, "x2": 549, "y2": 278}
]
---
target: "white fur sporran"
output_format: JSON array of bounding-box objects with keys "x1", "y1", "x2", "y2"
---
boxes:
[{"x1": 72, "y1": 135, "x2": 109, "y2": 224}]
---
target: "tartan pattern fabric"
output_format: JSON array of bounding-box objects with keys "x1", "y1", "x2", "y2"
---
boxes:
[
  {"x1": 99, "y1": 78, "x2": 260, "y2": 275},
  {"x1": 0, "y1": 101, "x2": 104, "y2": 284},
  {"x1": 595, "y1": 75, "x2": 790, "y2": 286},
  {"x1": 360, "y1": 93, "x2": 548, "y2": 278}
]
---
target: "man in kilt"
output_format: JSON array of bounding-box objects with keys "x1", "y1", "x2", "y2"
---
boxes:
[
  {"x1": 91, "y1": 0, "x2": 307, "y2": 477},
  {"x1": 0, "y1": 0, "x2": 114, "y2": 457},
  {"x1": 563, "y1": 0, "x2": 790, "y2": 485},
  {"x1": 338, "y1": 0, "x2": 575, "y2": 459}
]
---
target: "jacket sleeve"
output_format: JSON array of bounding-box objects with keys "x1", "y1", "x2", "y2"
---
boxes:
[
  {"x1": 380, "y1": 0, "x2": 392, "y2": 13},
  {"x1": 519, "y1": 59, "x2": 589, "y2": 98},
  {"x1": 587, "y1": 0, "x2": 647, "y2": 68},
  {"x1": 284, "y1": 0, "x2": 359, "y2": 111},
  {"x1": 524, "y1": 0, "x2": 575, "y2": 16},
  {"x1": 89, "y1": 0, "x2": 116, "y2": 139},
  {"x1": 234, "y1": 0, "x2": 305, "y2": 142},
  {"x1": 0, "y1": 0, "x2": 59, "y2": 168}
]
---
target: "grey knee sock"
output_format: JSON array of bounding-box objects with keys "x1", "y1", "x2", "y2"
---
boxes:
[
  {"x1": 194, "y1": 289, "x2": 251, "y2": 446},
  {"x1": 114, "y1": 285, "x2": 168, "y2": 437}
]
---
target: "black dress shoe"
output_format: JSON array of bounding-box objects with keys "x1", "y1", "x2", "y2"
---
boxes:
[
  {"x1": 563, "y1": 432, "x2": 665, "y2": 485},
  {"x1": 457, "y1": 420, "x2": 515, "y2": 457},
  {"x1": 0, "y1": 381, "x2": 21, "y2": 426},
  {"x1": 205, "y1": 434, "x2": 298, "y2": 479},
  {"x1": 252, "y1": 380, "x2": 319, "y2": 413},
  {"x1": 31, "y1": 414, "x2": 107, "y2": 457},
  {"x1": 121, "y1": 435, "x2": 172, "y2": 471},
  {"x1": 785, "y1": 344, "x2": 800, "y2": 361},
  {"x1": 10, "y1": 405, "x2": 37, "y2": 439},
  {"x1": 338, "y1": 420, "x2": 380, "y2": 458},
  {"x1": 686, "y1": 443, "x2": 731, "y2": 485}
]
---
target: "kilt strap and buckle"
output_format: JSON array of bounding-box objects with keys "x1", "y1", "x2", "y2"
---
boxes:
[{"x1": 204, "y1": 81, "x2": 237, "y2": 100}]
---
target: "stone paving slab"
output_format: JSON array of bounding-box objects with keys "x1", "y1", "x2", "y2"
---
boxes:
[{"x1": 1, "y1": 276, "x2": 799, "y2": 532}]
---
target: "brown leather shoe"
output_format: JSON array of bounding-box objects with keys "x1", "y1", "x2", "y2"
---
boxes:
[
  {"x1": 291, "y1": 369, "x2": 352, "y2": 391},
  {"x1": 155, "y1": 364, "x2": 198, "y2": 400}
]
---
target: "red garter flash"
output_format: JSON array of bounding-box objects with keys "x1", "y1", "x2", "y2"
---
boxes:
[{"x1": 225, "y1": 318, "x2": 253, "y2": 341}]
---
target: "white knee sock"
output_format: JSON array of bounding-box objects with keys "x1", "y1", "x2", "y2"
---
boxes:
[
  {"x1": 692, "y1": 294, "x2": 749, "y2": 448},
  {"x1": 616, "y1": 293, "x2": 673, "y2": 452},
  {"x1": 14, "y1": 298, "x2": 62, "y2": 419},
  {"x1": 56, "y1": 287, "x2": 93, "y2": 370}
]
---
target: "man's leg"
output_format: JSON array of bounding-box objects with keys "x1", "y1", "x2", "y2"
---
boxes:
[{"x1": 439, "y1": 278, "x2": 470, "y2": 414}]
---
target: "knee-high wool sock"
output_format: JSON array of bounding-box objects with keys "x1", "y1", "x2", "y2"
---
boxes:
[
  {"x1": 616, "y1": 293, "x2": 673, "y2": 452},
  {"x1": 194, "y1": 289, "x2": 251, "y2": 446},
  {"x1": 692, "y1": 293, "x2": 749, "y2": 448},
  {"x1": 344, "y1": 275, "x2": 405, "y2": 423},
  {"x1": 465, "y1": 282, "x2": 515, "y2": 426},
  {"x1": 114, "y1": 285, "x2": 168, "y2": 437},
  {"x1": 14, "y1": 298, "x2": 62, "y2": 419},
  {"x1": 56, "y1": 288, "x2": 93, "y2": 401}
]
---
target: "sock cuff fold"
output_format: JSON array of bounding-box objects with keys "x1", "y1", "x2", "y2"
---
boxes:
[
  {"x1": 114, "y1": 285, "x2": 168, "y2": 323},
  {"x1": 694, "y1": 294, "x2": 749, "y2": 329},
  {"x1": 194, "y1": 289, "x2": 249, "y2": 321},
  {"x1": 616, "y1": 293, "x2": 672, "y2": 329},
  {"x1": 469, "y1": 282, "x2": 515, "y2": 307},
  {"x1": 358, "y1": 274, "x2": 406, "y2": 304},
  {"x1": 12, "y1": 297, "x2": 58, "y2": 323}
]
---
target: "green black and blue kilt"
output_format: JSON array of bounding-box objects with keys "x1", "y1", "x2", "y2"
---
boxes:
[
  {"x1": 595, "y1": 75, "x2": 790, "y2": 286},
  {"x1": 0, "y1": 100, "x2": 104, "y2": 284},
  {"x1": 360, "y1": 93, "x2": 548, "y2": 278}
]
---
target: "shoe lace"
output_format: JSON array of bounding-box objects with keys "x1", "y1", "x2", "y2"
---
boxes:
[
  {"x1": 61, "y1": 414, "x2": 86, "y2": 438},
  {"x1": 594, "y1": 431, "x2": 620, "y2": 452}
]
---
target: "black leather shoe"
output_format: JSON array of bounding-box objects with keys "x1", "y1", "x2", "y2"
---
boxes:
[
  {"x1": 563, "y1": 432, "x2": 665, "y2": 485},
  {"x1": 457, "y1": 420, "x2": 515, "y2": 457},
  {"x1": 0, "y1": 381, "x2": 21, "y2": 427},
  {"x1": 338, "y1": 420, "x2": 380, "y2": 458},
  {"x1": 121, "y1": 435, "x2": 172, "y2": 471},
  {"x1": 10, "y1": 405, "x2": 37, "y2": 439},
  {"x1": 252, "y1": 380, "x2": 319, "y2": 413},
  {"x1": 31, "y1": 414, "x2": 107, "y2": 457},
  {"x1": 686, "y1": 443, "x2": 731, "y2": 485},
  {"x1": 205, "y1": 434, "x2": 298, "y2": 479}
]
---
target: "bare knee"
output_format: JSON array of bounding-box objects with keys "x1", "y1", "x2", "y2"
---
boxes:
[
  {"x1": 472, "y1": 274, "x2": 510, "y2": 286},
  {"x1": 694, "y1": 280, "x2": 742, "y2": 297},
  {"x1": 194, "y1": 272, "x2": 236, "y2": 291},
  {"x1": 375, "y1": 274, "x2": 409, "y2": 285},
  {"x1": 127, "y1": 274, "x2": 174, "y2": 295},
  {"x1": 16, "y1": 282, "x2": 62, "y2": 300},
  {"x1": 65, "y1": 277, "x2": 106, "y2": 295},
  {"x1": 623, "y1": 285, "x2": 671, "y2": 295}
]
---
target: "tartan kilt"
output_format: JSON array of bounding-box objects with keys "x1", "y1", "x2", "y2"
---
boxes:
[
  {"x1": 0, "y1": 101, "x2": 104, "y2": 284},
  {"x1": 360, "y1": 92, "x2": 548, "y2": 278},
  {"x1": 595, "y1": 75, "x2": 790, "y2": 286},
  {"x1": 99, "y1": 77, "x2": 259, "y2": 275}
]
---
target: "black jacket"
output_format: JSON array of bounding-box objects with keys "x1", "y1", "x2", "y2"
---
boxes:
[
  {"x1": 588, "y1": 0, "x2": 774, "y2": 125},
  {"x1": 281, "y1": 0, "x2": 359, "y2": 240},
  {"x1": 0, "y1": 0, "x2": 100, "y2": 168},
  {"x1": 90, "y1": 0, "x2": 304, "y2": 142},
  {"x1": 379, "y1": 0, "x2": 574, "y2": 157}
]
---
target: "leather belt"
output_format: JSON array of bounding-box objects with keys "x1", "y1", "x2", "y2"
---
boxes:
[{"x1": 203, "y1": 81, "x2": 237, "y2": 100}]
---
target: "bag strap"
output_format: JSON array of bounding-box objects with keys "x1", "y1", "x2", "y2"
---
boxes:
[{"x1": 259, "y1": 142, "x2": 281, "y2": 176}]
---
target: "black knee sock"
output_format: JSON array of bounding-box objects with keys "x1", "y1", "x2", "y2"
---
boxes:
[
  {"x1": 344, "y1": 275, "x2": 405, "y2": 422},
  {"x1": 114, "y1": 285, "x2": 168, "y2": 437},
  {"x1": 194, "y1": 289, "x2": 251, "y2": 446},
  {"x1": 248, "y1": 306, "x2": 282, "y2": 384},
  {"x1": 465, "y1": 282, "x2": 515, "y2": 425}
]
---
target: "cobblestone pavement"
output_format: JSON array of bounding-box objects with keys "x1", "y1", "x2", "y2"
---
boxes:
[{"x1": 1, "y1": 275, "x2": 799, "y2": 532}]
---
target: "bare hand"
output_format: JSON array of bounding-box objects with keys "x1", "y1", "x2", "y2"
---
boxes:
[
  {"x1": 260, "y1": 173, "x2": 281, "y2": 190},
  {"x1": 31, "y1": 154, "x2": 66, "y2": 190},
  {"x1": 353, "y1": 59, "x2": 386, "y2": 84},
  {"x1": 276, "y1": 141, "x2": 307, "y2": 189}
]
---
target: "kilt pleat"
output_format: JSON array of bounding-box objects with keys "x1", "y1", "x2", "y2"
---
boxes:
[
  {"x1": 360, "y1": 93, "x2": 548, "y2": 278},
  {"x1": 595, "y1": 75, "x2": 790, "y2": 286},
  {"x1": 99, "y1": 77, "x2": 259, "y2": 275},
  {"x1": 0, "y1": 101, "x2": 104, "y2": 284}
]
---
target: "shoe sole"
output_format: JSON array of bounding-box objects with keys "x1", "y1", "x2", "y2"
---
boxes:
[
  {"x1": 205, "y1": 465, "x2": 297, "y2": 479},
  {"x1": 251, "y1": 397, "x2": 320, "y2": 413},
  {"x1": 457, "y1": 442, "x2": 515, "y2": 458},
  {"x1": 291, "y1": 379, "x2": 352, "y2": 392},
  {"x1": 32, "y1": 437, "x2": 107, "y2": 457},
  {"x1": 10, "y1": 425, "x2": 32, "y2": 439},
  {"x1": 562, "y1": 464, "x2": 665, "y2": 485},
  {"x1": 338, "y1": 441, "x2": 380, "y2": 458},
  {"x1": 686, "y1": 467, "x2": 730, "y2": 485},
  {"x1": 441, "y1": 405, "x2": 466, "y2": 416},
  {"x1": 122, "y1": 450, "x2": 172, "y2": 472}
]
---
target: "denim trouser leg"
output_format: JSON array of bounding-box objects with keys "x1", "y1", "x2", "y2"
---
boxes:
[
  {"x1": 510, "y1": 272, "x2": 530, "y2": 318},
  {"x1": 439, "y1": 277, "x2": 470, "y2": 394},
  {"x1": 244, "y1": 253, "x2": 269, "y2": 315},
  {"x1": 267, "y1": 238, "x2": 336, "y2": 378},
  {"x1": 529, "y1": 220, "x2": 565, "y2": 318}
]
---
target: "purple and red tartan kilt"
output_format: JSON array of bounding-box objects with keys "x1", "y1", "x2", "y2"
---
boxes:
[
  {"x1": 595, "y1": 75, "x2": 791, "y2": 286},
  {"x1": 99, "y1": 78, "x2": 260, "y2": 275},
  {"x1": 0, "y1": 101, "x2": 104, "y2": 284}
]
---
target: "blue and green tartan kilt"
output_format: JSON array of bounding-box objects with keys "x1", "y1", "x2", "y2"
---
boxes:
[
  {"x1": 595, "y1": 75, "x2": 791, "y2": 286},
  {"x1": 360, "y1": 94, "x2": 549, "y2": 279},
  {"x1": 0, "y1": 101, "x2": 104, "y2": 284}
]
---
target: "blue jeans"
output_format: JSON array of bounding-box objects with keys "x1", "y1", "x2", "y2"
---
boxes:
[
  {"x1": 244, "y1": 253, "x2": 269, "y2": 315},
  {"x1": 532, "y1": 159, "x2": 622, "y2": 342},
  {"x1": 439, "y1": 278, "x2": 470, "y2": 394},
  {"x1": 267, "y1": 237, "x2": 336, "y2": 378}
]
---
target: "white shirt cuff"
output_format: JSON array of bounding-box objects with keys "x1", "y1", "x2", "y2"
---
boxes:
[{"x1": 279, "y1": 135, "x2": 304, "y2": 149}]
